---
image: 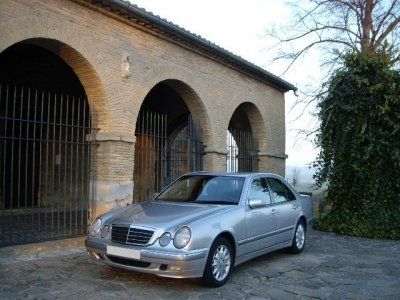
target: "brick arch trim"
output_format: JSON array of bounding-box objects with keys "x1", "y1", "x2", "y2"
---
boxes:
[
  {"x1": 136, "y1": 63, "x2": 212, "y2": 146},
  {"x1": 0, "y1": 15, "x2": 110, "y2": 131}
]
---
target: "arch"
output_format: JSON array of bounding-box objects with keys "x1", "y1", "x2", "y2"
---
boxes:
[
  {"x1": 0, "y1": 38, "x2": 98, "y2": 245},
  {"x1": 226, "y1": 102, "x2": 267, "y2": 172},
  {"x1": 0, "y1": 16, "x2": 110, "y2": 130},
  {"x1": 136, "y1": 64, "x2": 212, "y2": 146},
  {"x1": 133, "y1": 79, "x2": 208, "y2": 201},
  {"x1": 228, "y1": 101, "x2": 268, "y2": 152},
  {"x1": 229, "y1": 102, "x2": 267, "y2": 150}
]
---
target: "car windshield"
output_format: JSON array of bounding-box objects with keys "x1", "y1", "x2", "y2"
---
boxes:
[{"x1": 156, "y1": 175, "x2": 245, "y2": 205}]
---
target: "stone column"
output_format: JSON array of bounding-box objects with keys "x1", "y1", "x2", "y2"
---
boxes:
[
  {"x1": 90, "y1": 132, "x2": 135, "y2": 218},
  {"x1": 259, "y1": 152, "x2": 288, "y2": 177},
  {"x1": 203, "y1": 147, "x2": 228, "y2": 172}
]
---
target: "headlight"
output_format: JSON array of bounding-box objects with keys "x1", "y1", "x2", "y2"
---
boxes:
[
  {"x1": 101, "y1": 225, "x2": 109, "y2": 238},
  {"x1": 90, "y1": 218, "x2": 102, "y2": 237},
  {"x1": 159, "y1": 232, "x2": 171, "y2": 247},
  {"x1": 173, "y1": 226, "x2": 191, "y2": 249}
]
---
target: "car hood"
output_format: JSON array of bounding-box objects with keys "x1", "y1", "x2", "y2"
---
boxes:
[{"x1": 107, "y1": 201, "x2": 233, "y2": 231}]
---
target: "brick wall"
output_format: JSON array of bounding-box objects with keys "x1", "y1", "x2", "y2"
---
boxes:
[{"x1": 0, "y1": 0, "x2": 288, "y2": 217}]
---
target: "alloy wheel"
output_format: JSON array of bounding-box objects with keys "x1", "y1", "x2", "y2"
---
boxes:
[
  {"x1": 211, "y1": 245, "x2": 231, "y2": 281},
  {"x1": 295, "y1": 224, "x2": 305, "y2": 249}
]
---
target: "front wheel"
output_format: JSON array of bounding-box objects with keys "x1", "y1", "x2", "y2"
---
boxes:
[
  {"x1": 288, "y1": 220, "x2": 306, "y2": 254},
  {"x1": 202, "y1": 237, "x2": 233, "y2": 287}
]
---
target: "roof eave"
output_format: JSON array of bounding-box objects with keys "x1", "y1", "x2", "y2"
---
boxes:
[{"x1": 90, "y1": 0, "x2": 297, "y2": 93}]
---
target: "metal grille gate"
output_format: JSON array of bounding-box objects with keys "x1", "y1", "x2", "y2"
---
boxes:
[
  {"x1": 0, "y1": 84, "x2": 93, "y2": 247},
  {"x1": 227, "y1": 128, "x2": 259, "y2": 172},
  {"x1": 134, "y1": 111, "x2": 203, "y2": 202},
  {"x1": 133, "y1": 111, "x2": 167, "y2": 203}
]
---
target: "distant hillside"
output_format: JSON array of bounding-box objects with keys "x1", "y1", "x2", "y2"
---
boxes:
[
  {"x1": 286, "y1": 165, "x2": 327, "y2": 214},
  {"x1": 286, "y1": 165, "x2": 316, "y2": 185}
]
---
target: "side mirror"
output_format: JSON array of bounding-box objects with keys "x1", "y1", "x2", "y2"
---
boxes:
[{"x1": 249, "y1": 199, "x2": 266, "y2": 209}]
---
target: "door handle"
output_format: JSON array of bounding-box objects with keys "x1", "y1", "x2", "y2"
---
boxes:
[
  {"x1": 271, "y1": 209, "x2": 278, "y2": 215},
  {"x1": 292, "y1": 203, "x2": 298, "y2": 210}
]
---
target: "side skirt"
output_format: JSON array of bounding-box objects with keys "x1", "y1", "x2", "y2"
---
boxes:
[{"x1": 234, "y1": 240, "x2": 292, "y2": 267}]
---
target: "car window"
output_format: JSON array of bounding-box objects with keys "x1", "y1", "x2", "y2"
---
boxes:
[
  {"x1": 284, "y1": 185, "x2": 296, "y2": 201},
  {"x1": 158, "y1": 176, "x2": 200, "y2": 201},
  {"x1": 156, "y1": 175, "x2": 245, "y2": 205},
  {"x1": 248, "y1": 178, "x2": 271, "y2": 205},
  {"x1": 196, "y1": 177, "x2": 244, "y2": 204},
  {"x1": 267, "y1": 178, "x2": 289, "y2": 203}
]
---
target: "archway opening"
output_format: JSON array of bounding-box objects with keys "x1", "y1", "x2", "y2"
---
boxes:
[
  {"x1": 227, "y1": 103, "x2": 261, "y2": 172},
  {"x1": 0, "y1": 41, "x2": 92, "y2": 246},
  {"x1": 134, "y1": 81, "x2": 204, "y2": 202}
]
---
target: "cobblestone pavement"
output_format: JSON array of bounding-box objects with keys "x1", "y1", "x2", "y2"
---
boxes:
[{"x1": 0, "y1": 229, "x2": 399, "y2": 299}]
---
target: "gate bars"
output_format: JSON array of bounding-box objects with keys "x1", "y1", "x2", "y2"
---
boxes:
[
  {"x1": 168, "y1": 115, "x2": 203, "y2": 181},
  {"x1": 133, "y1": 111, "x2": 204, "y2": 202},
  {"x1": 188, "y1": 115, "x2": 203, "y2": 172},
  {"x1": 227, "y1": 128, "x2": 259, "y2": 172},
  {"x1": 133, "y1": 111, "x2": 168, "y2": 203},
  {"x1": 0, "y1": 84, "x2": 93, "y2": 247}
]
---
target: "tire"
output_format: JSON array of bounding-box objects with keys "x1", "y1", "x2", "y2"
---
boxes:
[
  {"x1": 288, "y1": 220, "x2": 306, "y2": 254},
  {"x1": 202, "y1": 237, "x2": 234, "y2": 287}
]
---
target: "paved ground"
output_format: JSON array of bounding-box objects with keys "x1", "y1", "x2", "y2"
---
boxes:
[{"x1": 0, "y1": 229, "x2": 399, "y2": 300}]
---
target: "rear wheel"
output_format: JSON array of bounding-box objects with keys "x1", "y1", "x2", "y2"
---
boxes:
[
  {"x1": 288, "y1": 220, "x2": 306, "y2": 254},
  {"x1": 202, "y1": 237, "x2": 233, "y2": 287}
]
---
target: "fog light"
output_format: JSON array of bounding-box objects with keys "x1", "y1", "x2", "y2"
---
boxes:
[
  {"x1": 93, "y1": 252, "x2": 101, "y2": 260},
  {"x1": 168, "y1": 265, "x2": 181, "y2": 271}
]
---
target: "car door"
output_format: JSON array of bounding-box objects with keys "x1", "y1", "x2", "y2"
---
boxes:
[
  {"x1": 243, "y1": 177, "x2": 277, "y2": 254},
  {"x1": 267, "y1": 177, "x2": 300, "y2": 244}
]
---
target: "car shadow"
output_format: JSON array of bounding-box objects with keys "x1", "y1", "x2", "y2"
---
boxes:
[{"x1": 92, "y1": 248, "x2": 297, "y2": 290}]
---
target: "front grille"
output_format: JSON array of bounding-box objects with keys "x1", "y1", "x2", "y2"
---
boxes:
[
  {"x1": 111, "y1": 225, "x2": 154, "y2": 245},
  {"x1": 111, "y1": 225, "x2": 129, "y2": 244}
]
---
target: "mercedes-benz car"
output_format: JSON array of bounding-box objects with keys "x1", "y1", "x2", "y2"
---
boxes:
[{"x1": 85, "y1": 172, "x2": 314, "y2": 287}]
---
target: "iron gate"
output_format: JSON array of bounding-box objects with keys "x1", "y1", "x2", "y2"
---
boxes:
[
  {"x1": 0, "y1": 84, "x2": 93, "y2": 247},
  {"x1": 133, "y1": 111, "x2": 204, "y2": 202},
  {"x1": 227, "y1": 128, "x2": 259, "y2": 172},
  {"x1": 133, "y1": 111, "x2": 167, "y2": 203}
]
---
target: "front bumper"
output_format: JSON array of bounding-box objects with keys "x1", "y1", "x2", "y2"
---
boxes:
[{"x1": 85, "y1": 238, "x2": 208, "y2": 278}]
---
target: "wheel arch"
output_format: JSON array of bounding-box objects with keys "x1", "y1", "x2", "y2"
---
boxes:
[
  {"x1": 298, "y1": 215, "x2": 307, "y2": 230},
  {"x1": 214, "y1": 231, "x2": 237, "y2": 259}
]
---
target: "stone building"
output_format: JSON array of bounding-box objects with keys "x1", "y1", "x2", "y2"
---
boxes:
[{"x1": 0, "y1": 0, "x2": 295, "y2": 246}]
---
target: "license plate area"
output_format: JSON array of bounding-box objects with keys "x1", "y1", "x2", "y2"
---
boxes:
[{"x1": 107, "y1": 245, "x2": 141, "y2": 260}]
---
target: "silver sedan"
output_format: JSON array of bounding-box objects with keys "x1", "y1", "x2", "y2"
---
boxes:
[{"x1": 85, "y1": 172, "x2": 314, "y2": 287}]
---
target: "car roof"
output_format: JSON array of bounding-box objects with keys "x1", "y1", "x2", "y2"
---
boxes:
[{"x1": 186, "y1": 171, "x2": 282, "y2": 178}]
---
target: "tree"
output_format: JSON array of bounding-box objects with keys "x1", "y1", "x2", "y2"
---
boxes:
[
  {"x1": 292, "y1": 168, "x2": 301, "y2": 187},
  {"x1": 314, "y1": 53, "x2": 400, "y2": 239},
  {"x1": 269, "y1": 0, "x2": 400, "y2": 239},
  {"x1": 270, "y1": 0, "x2": 400, "y2": 74}
]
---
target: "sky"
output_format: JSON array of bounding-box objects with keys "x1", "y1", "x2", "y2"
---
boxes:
[{"x1": 131, "y1": 0, "x2": 321, "y2": 168}]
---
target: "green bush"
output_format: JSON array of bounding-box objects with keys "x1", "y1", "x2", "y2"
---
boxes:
[{"x1": 314, "y1": 53, "x2": 400, "y2": 239}]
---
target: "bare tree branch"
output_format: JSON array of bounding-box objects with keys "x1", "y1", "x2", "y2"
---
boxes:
[
  {"x1": 281, "y1": 38, "x2": 358, "y2": 75},
  {"x1": 266, "y1": 0, "x2": 400, "y2": 154},
  {"x1": 268, "y1": 0, "x2": 400, "y2": 73},
  {"x1": 371, "y1": 0, "x2": 398, "y2": 43},
  {"x1": 376, "y1": 15, "x2": 400, "y2": 45}
]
